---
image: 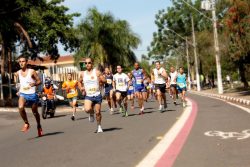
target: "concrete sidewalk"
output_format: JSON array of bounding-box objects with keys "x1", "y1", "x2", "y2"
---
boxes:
[{"x1": 189, "y1": 89, "x2": 250, "y2": 106}]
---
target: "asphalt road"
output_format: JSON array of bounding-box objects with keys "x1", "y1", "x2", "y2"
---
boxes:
[{"x1": 0, "y1": 93, "x2": 249, "y2": 167}]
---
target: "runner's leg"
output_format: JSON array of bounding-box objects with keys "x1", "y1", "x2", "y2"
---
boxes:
[{"x1": 18, "y1": 96, "x2": 29, "y2": 125}]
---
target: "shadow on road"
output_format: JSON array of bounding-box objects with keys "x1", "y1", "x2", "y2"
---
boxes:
[
  {"x1": 48, "y1": 114, "x2": 67, "y2": 119},
  {"x1": 161, "y1": 109, "x2": 176, "y2": 113},
  {"x1": 76, "y1": 117, "x2": 88, "y2": 121},
  {"x1": 28, "y1": 131, "x2": 64, "y2": 140},
  {"x1": 103, "y1": 127, "x2": 122, "y2": 132}
]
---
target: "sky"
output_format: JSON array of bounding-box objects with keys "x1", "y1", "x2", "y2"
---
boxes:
[{"x1": 60, "y1": 0, "x2": 172, "y2": 60}]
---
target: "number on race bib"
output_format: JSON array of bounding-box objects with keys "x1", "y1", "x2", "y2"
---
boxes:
[
  {"x1": 178, "y1": 83, "x2": 185, "y2": 88},
  {"x1": 107, "y1": 79, "x2": 112, "y2": 84}
]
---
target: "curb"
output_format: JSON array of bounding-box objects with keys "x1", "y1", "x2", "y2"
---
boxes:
[{"x1": 189, "y1": 90, "x2": 250, "y2": 106}]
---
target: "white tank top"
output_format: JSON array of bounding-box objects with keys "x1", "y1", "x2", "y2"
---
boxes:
[
  {"x1": 83, "y1": 69, "x2": 100, "y2": 97},
  {"x1": 19, "y1": 69, "x2": 36, "y2": 94},
  {"x1": 153, "y1": 67, "x2": 166, "y2": 84},
  {"x1": 170, "y1": 71, "x2": 178, "y2": 84}
]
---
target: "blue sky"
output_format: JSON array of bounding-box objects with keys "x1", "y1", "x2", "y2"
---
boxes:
[{"x1": 60, "y1": 0, "x2": 172, "y2": 60}]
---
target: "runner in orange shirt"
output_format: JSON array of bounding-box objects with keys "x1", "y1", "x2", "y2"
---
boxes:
[{"x1": 62, "y1": 73, "x2": 78, "y2": 121}]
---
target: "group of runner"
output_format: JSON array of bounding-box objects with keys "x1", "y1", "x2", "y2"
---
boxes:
[{"x1": 15, "y1": 55, "x2": 187, "y2": 137}]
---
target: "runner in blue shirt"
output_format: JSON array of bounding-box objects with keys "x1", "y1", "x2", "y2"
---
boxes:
[
  {"x1": 176, "y1": 67, "x2": 187, "y2": 107},
  {"x1": 131, "y1": 62, "x2": 146, "y2": 115},
  {"x1": 127, "y1": 72, "x2": 135, "y2": 111}
]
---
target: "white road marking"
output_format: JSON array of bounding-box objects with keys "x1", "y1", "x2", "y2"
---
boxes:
[
  {"x1": 135, "y1": 99, "x2": 193, "y2": 167},
  {"x1": 191, "y1": 92, "x2": 250, "y2": 114},
  {"x1": 204, "y1": 129, "x2": 250, "y2": 140}
]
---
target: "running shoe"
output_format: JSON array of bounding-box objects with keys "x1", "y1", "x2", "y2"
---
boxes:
[
  {"x1": 110, "y1": 108, "x2": 114, "y2": 115},
  {"x1": 21, "y1": 123, "x2": 30, "y2": 132},
  {"x1": 123, "y1": 110, "x2": 128, "y2": 117},
  {"x1": 139, "y1": 108, "x2": 144, "y2": 115},
  {"x1": 158, "y1": 105, "x2": 163, "y2": 111},
  {"x1": 89, "y1": 114, "x2": 95, "y2": 122},
  {"x1": 125, "y1": 111, "x2": 128, "y2": 117},
  {"x1": 71, "y1": 115, "x2": 75, "y2": 121},
  {"x1": 174, "y1": 101, "x2": 177, "y2": 105},
  {"x1": 37, "y1": 126, "x2": 43, "y2": 137},
  {"x1": 119, "y1": 107, "x2": 124, "y2": 113},
  {"x1": 97, "y1": 125, "x2": 103, "y2": 133},
  {"x1": 183, "y1": 102, "x2": 186, "y2": 107}
]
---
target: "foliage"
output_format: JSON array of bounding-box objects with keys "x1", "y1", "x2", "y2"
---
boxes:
[
  {"x1": 0, "y1": 0, "x2": 80, "y2": 61},
  {"x1": 74, "y1": 8, "x2": 141, "y2": 69}
]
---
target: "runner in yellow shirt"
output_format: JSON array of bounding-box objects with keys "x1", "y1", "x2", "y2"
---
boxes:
[{"x1": 62, "y1": 73, "x2": 78, "y2": 121}]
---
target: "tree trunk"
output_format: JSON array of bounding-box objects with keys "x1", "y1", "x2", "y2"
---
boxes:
[
  {"x1": 238, "y1": 60, "x2": 249, "y2": 88},
  {"x1": 8, "y1": 49, "x2": 12, "y2": 100}
]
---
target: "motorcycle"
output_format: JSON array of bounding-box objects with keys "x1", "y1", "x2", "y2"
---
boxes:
[{"x1": 40, "y1": 94, "x2": 56, "y2": 119}]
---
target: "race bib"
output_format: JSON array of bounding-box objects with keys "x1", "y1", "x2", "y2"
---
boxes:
[
  {"x1": 136, "y1": 78, "x2": 142, "y2": 85},
  {"x1": 86, "y1": 87, "x2": 97, "y2": 95},
  {"x1": 129, "y1": 86, "x2": 134, "y2": 90},
  {"x1": 178, "y1": 83, "x2": 185, "y2": 88},
  {"x1": 69, "y1": 89, "x2": 76, "y2": 94},
  {"x1": 118, "y1": 78, "x2": 125, "y2": 87},
  {"x1": 107, "y1": 79, "x2": 112, "y2": 84}
]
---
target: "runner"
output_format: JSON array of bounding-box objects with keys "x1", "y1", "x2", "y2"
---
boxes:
[
  {"x1": 62, "y1": 73, "x2": 78, "y2": 121},
  {"x1": 151, "y1": 61, "x2": 168, "y2": 112},
  {"x1": 79, "y1": 58, "x2": 106, "y2": 133},
  {"x1": 169, "y1": 66, "x2": 178, "y2": 105},
  {"x1": 15, "y1": 55, "x2": 43, "y2": 137},
  {"x1": 127, "y1": 72, "x2": 135, "y2": 111},
  {"x1": 113, "y1": 65, "x2": 130, "y2": 117},
  {"x1": 142, "y1": 75, "x2": 150, "y2": 102},
  {"x1": 103, "y1": 67, "x2": 115, "y2": 114},
  {"x1": 132, "y1": 62, "x2": 146, "y2": 115},
  {"x1": 176, "y1": 67, "x2": 187, "y2": 107}
]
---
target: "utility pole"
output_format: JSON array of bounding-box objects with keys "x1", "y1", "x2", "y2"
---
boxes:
[
  {"x1": 186, "y1": 37, "x2": 191, "y2": 90},
  {"x1": 191, "y1": 15, "x2": 201, "y2": 91},
  {"x1": 211, "y1": 0, "x2": 223, "y2": 94}
]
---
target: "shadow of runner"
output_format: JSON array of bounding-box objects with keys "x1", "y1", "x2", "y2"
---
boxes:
[
  {"x1": 48, "y1": 114, "x2": 67, "y2": 119},
  {"x1": 76, "y1": 117, "x2": 88, "y2": 121},
  {"x1": 103, "y1": 127, "x2": 122, "y2": 132},
  {"x1": 28, "y1": 131, "x2": 64, "y2": 140}
]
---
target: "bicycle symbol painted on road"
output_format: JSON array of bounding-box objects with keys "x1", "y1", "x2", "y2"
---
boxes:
[{"x1": 204, "y1": 129, "x2": 250, "y2": 140}]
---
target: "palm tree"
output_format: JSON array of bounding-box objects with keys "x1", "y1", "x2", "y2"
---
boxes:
[{"x1": 74, "y1": 8, "x2": 141, "y2": 70}]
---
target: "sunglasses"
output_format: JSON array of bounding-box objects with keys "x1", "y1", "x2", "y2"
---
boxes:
[{"x1": 85, "y1": 62, "x2": 92, "y2": 65}]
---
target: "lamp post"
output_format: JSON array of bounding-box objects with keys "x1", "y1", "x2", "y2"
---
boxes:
[
  {"x1": 201, "y1": 0, "x2": 223, "y2": 94},
  {"x1": 181, "y1": 0, "x2": 223, "y2": 94},
  {"x1": 166, "y1": 27, "x2": 199, "y2": 91}
]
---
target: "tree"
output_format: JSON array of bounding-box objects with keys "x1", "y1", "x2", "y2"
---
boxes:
[
  {"x1": 0, "y1": 0, "x2": 79, "y2": 103},
  {"x1": 74, "y1": 8, "x2": 141, "y2": 70},
  {"x1": 225, "y1": 0, "x2": 250, "y2": 88}
]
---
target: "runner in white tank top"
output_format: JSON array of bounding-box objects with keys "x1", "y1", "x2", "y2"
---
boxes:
[
  {"x1": 15, "y1": 55, "x2": 43, "y2": 137},
  {"x1": 151, "y1": 61, "x2": 168, "y2": 112},
  {"x1": 79, "y1": 58, "x2": 106, "y2": 133},
  {"x1": 169, "y1": 66, "x2": 178, "y2": 105}
]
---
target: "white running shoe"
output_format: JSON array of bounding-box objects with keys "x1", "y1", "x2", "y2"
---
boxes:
[
  {"x1": 97, "y1": 125, "x2": 103, "y2": 133},
  {"x1": 158, "y1": 105, "x2": 163, "y2": 111},
  {"x1": 110, "y1": 108, "x2": 114, "y2": 115},
  {"x1": 89, "y1": 114, "x2": 95, "y2": 122},
  {"x1": 183, "y1": 102, "x2": 186, "y2": 107}
]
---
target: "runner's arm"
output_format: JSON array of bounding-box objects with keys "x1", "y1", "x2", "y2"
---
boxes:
[
  {"x1": 78, "y1": 73, "x2": 85, "y2": 92},
  {"x1": 97, "y1": 70, "x2": 106, "y2": 84},
  {"x1": 150, "y1": 69, "x2": 155, "y2": 83},
  {"x1": 30, "y1": 70, "x2": 41, "y2": 87}
]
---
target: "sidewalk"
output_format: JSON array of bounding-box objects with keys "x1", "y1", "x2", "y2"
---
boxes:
[{"x1": 189, "y1": 88, "x2": 250, "y2": 106}]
